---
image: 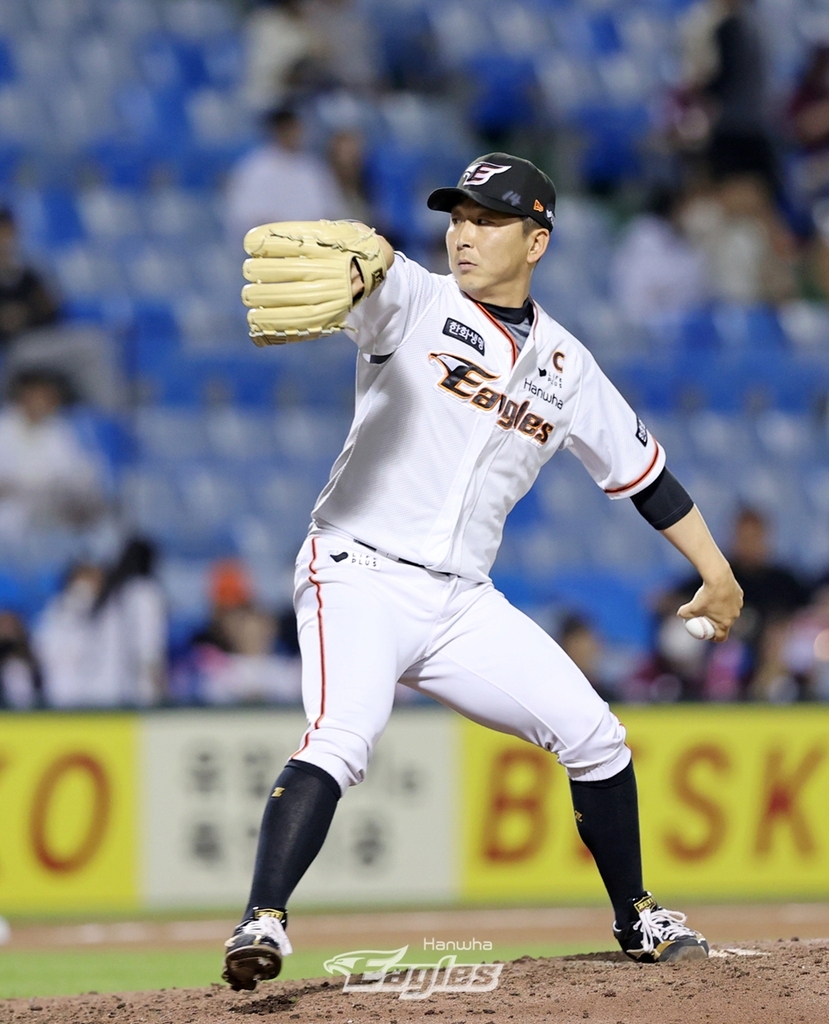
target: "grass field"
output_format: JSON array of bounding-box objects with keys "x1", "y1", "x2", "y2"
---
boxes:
[
  {"x1": 0, "y1": 942, "x2": 596, "y2": 1000},
  {"x1": 9, "y1": 899, "x2": 826, "y2": 1001}
]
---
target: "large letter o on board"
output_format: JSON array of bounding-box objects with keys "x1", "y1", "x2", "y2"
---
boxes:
[{"x1": 30, "y1": 754, "x2": 110, "y2": 873}]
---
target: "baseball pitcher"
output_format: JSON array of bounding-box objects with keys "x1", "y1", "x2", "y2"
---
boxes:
[{"x1": 222, "y1": 153, "x2": 744, "y2": 990}]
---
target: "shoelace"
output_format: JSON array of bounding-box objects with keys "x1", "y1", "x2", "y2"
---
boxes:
[
  {"x1": 246, "y1": 915, "x2": 293, "y2": 956},
  {"x1": 631, "y1": 907, "x2": 695, "y2": 953}
]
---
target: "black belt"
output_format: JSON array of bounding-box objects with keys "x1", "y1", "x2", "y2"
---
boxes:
[{"x1": 356, "y1": 540, "x2": 451, "y2": 575}]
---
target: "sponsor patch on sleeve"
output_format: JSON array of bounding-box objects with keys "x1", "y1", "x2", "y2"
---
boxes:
[
  {"x1": 635, "y1": 416, "x2": 649, "y2": 447},
  {"x1": 442, "y1": 318, "x2": 485, "y2": 356}
]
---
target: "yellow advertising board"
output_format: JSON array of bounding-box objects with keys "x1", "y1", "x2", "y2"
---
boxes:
[
  {"x1": 0, "y1": 714, "x2": 138, "y2": 912},
  {"x1": 460, "y1": 706, "x2": 829, "y2": 902},
  {"x1": 3, "y1": 706, "x2": 829, "y2": 913}
]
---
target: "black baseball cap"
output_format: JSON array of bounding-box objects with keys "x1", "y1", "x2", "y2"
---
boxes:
[{"x1": 427, "y1": 153, "x2": 556, "y2": 231}]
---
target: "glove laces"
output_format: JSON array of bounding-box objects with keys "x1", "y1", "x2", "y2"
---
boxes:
[
  {"x1": 631, "y1": 907, "x2": 694, "y2": 954},
  {"x1": 248, "y1": 915, "x2": 293, "y2": 956}
]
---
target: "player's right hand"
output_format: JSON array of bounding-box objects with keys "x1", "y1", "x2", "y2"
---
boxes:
[{"x1": 677, "y1": 571, "x2": 743, "y2": 643}]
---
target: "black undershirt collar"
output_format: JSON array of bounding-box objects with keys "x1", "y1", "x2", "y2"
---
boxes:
[{"x1": 479, "y1": 297, "x2": 534, "y2": 325}]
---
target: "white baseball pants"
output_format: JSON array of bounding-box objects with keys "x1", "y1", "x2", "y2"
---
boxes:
[{"x1": 291, "y1": 528, "x2": 630, "y2": 794}]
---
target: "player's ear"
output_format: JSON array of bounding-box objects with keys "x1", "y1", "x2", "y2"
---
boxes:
[{"x1": 527, "y1": 228, "x2": 550, "y2": 266}]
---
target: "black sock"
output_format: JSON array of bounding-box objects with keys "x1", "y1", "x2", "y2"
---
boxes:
[
  {"x1": 569, "y1": 760, "x2": 644, "y2": 927},
  {"x1": 243, "y1": 760, "x2": 340, "y2": 922}
]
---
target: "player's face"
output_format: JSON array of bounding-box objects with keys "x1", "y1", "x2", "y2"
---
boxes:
[{"x1": 446, "y1": 200, "x2": 549, "y2": 305}]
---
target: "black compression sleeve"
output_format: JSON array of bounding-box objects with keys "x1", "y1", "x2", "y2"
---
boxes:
[{"x1": 630, "y1": 467, "x2": 694, "y2": 530}]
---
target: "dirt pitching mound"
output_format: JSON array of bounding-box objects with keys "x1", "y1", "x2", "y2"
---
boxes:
[{"x1": 2, "y1": 940, "x2": 827, "y2": 1024}]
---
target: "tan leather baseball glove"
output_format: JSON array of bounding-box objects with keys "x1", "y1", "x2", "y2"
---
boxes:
[{"x1": 241, "y1": 220, "x2": 388, "y2": 346}]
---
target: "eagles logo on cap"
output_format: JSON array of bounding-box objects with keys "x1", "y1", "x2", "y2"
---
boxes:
[{"x1": 461, "y1": 162, "x2": 512, "y2": 186}]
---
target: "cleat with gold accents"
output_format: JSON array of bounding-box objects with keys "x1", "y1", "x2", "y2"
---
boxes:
[
  {"x1": 222, "y1": 910, "x2": 292, "y2": 991},
  {"x1": 613, "y1": 893, "x2": 709, "y2": 963}
]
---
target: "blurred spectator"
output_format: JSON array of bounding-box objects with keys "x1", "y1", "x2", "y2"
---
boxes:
[
  {"x1": 188, "y1": 558, "x2": 254, "y2": 650},
  {"x1": 680, "y1": 176, "x2": 797, "y2": 303},
  {"x1": 750, "y1": 614, "x2": 798, "y2": 702},
  {"x1": 0, "y1": 207, "x2": 125, "y2": 409},
  {"x1": 611, "y1": 186, "x2": 710, "y2": 326},
  {"x1": 89, "y1": 538, "x2": 167, "y2": 707},
  {"x1": 34, "y1": 562, "x2": 105, "y2": 708},
  {"x1": 224, "y1": 106, "x2": 348, "y2": 245},
  {"x1": 0, "y1": 611, "x2": 41, "y2": 709},
  {"x1": 666, "y1": 507, "x2": 808, "y2": 699},
  {"x1": 304, "y1": 0, "x2": 380, "y2": 94},
  {"x1": 328, "y1": 130, "x2": 372, "y2": 224},
  {"x1": 179, "y1": 559, "x2": 300, "y2": 704},
  {"x1": 0, "y1": 369, "x2": 105, "y2": 540},
  {"x1": 625, "y1": 589, "x2": 708, "y2": 702},
  {"x1": 242, "y1": 0, "x2": 322, "y2": 112},
  {"x1": 0, "y1": 207, "x2": 58, "y2": 349},
  {"x1": 785, "y1": 44, "x2": 829, "y2": 297},
  {"x1": 765, "y1": 582, "x2": 829, "y2": 702},
  {"x1": 199, "y1": 604, "x2": 301, "y2": 704},
  {"x1": 788, "y1": 45, "x2": 829, "y2": 197},
  {"x1": 35, "y1": 539, "x2": 166, "y2": 708},
  {"x1": 558, "y1": 614, "x2": 615, "y2": 703},
  {"x1": 728, "y1": 508, "x2": 808, "y2": 650},
  {"x1": 679, "y1": 0, "x2": 775, "y2": 189}
]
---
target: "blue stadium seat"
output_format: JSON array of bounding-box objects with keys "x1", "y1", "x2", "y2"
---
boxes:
[
  {"x1": 573, "y1": 104, "x2": 650, "y2": 185},
  {"x1": 674, "y1": 306, "x2": 721, "y2": 350},
  {"x1": 0, "y1": 569, "x2": 24, "y2": 614},
  {"x1": 0, "y1": 142, "x2": 20, "y2": 187},
  {"x1": 87, "y1": 140, "x2": 156, "y2": 187},
  {"x1": 466, "y1": 54, "x2": 539, "y2": 139},
  {"x1": 38, "y1": 188, "x2": 87, "y2": 248},
  {"x1": 134, "y1": 409, "x2": 210, "y2": 460},
  {"x1": 712, "y1": 304, "x2": 787, "y2": 351},
  {"x1": 130, "y1": 300, "x2": 181, "y2": 375},
  {"x1": 200, "y1": 33, "x2": 243, "y2": 90},
  {"x1": 507, "y1": 568, "x2": 661, "y2": 649},
  {"x1": 738, "y1": 355, "x2": 829, "y2": 413},
  {"x1": 374, "y1": 6, "x2": 442, "y2": 92},
  {"x1": 67, "y1": 407, "x2": 135, "y2": 479},
  {"x1": 588, "y1": 11, "x2": 623, "y2": 56},
  {"x1": 174, "y1": 142, "x2": 248, "y2": 188},
  {"x1": 0, "y1": 565, "x2": 64, "y2": 620},
  {"x1": 137, "y1": 32, "x2": 210, "y2": 93},
  {"x1": 120, "y1": 465, "x2": 184, "y2": 542},
  {"x1": 0, "y1": 36, "x2": 17, "y2": 85},
  {"x1": 178, "y1": 464, "x2": 245, "y2": 528},
  {"x1": 365, "y1": 143, "x2": 427, "y2": 244},
  {"x1": 142, "y1": 355, "x2": 282, "y2": 408},
  {"x1": 113, "y1": 82, "x2": 190, "y2": 153},
  {"x1": 614, "y1": 361, "x2": 680, "y2": 413}
]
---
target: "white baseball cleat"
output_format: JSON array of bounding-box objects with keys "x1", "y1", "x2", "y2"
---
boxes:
[{"x1": 613, "y1": 893, "x2": 709, "y2": 963}]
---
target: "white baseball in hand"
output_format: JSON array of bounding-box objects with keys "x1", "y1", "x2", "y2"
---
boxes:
[{"x1": 684, "y1": 616, "x2": 716, "y2": 641}]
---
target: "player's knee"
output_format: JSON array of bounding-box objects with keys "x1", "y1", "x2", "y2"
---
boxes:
[
  {"x1": 295, "y1": 726, "x2": 372, "y2": 793},
  {"x1": 559, "y1": 711, "x2": 631, "y2": 783}
]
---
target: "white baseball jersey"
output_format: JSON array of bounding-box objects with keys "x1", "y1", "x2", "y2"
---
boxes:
[
  {"x1": 311, "y1": 253, "x2": 665, "y2": 581},
  {"x1": 290, "y1": 252, "x2": 649, "y2": 793}
]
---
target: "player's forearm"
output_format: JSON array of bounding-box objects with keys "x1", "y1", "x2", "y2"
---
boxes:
[
  {"x1": 659, "y1": 504, "x2": 730, "y2": 583},
  {"x1": 660, "y1": 505, "x2": 743, "y2": 640}
]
